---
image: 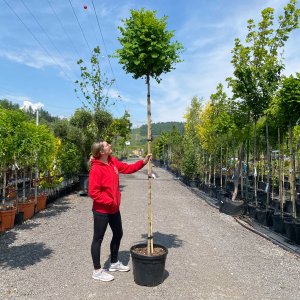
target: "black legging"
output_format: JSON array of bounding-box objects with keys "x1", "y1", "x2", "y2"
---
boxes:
[{"x1": 91, "y1": 211, "x2": 123, "y2": 269}]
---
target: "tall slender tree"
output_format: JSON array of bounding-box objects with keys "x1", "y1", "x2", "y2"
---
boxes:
[
  {"x1": 227, "y1": 0, "x2": 300, "y2": 205},
  {"x1": 115, "y1": 8, "x2": 183, "y2": 254}
]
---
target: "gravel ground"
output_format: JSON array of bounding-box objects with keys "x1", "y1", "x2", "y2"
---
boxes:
[{"x1": 1, "y1": 163, "x2": 300, "y2": 300}]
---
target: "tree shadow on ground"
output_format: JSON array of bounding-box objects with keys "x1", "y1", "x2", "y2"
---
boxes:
[
  {"x1": 34, "y1": 198, "x2": 71, "y2": 220},
  {"x1": 0, "y1": 230, "x2": 53, "y2": 270},
  {"x1": 0, "y1": 231, "x2": 17, "y2": 247},
  {"x1": 140, "y1": 231, "x2": 184, "y2": 249}
]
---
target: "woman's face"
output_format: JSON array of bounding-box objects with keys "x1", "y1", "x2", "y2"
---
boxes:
[{"x1": 101, "y1": 141, "x2": 112, "y2": 155}]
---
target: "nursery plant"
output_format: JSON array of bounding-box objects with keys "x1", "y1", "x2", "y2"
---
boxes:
[
  {"x1": 227, "y1": 0, "x2": 300, "y2": 206},
  {"x1": 115, "y1": 8, "x2": 183, "y2": 286}
]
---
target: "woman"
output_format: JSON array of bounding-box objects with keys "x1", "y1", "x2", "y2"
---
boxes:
[{"x1": 88, "y1": 140, "x2": 151, "y2": 282}]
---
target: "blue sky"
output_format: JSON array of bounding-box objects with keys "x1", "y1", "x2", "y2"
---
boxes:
[{"x1": 0, "y1": 0, "x2": 299, "y2": 127}]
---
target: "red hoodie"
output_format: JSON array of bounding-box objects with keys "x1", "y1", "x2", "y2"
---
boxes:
[{"x1": 88, "y1": 156, "x2": 145, "y2": 214}]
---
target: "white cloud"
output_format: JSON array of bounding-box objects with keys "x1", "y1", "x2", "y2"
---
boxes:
[
  {"x1": 21, "y1": 100, "x2": 44, "y2": 112},
  {"x1": 0, "y1": 48, "x2": 76, "y2": 80}
]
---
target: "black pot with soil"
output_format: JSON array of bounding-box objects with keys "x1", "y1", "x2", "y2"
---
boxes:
[
  {"x1": 130, "y1": 243, "x2": 168, "y2": 286},
  {"x1": 219, "y1": 198, "x2": 245, "y2": 216}
]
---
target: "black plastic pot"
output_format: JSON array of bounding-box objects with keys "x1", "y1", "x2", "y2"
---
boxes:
[
  {"x1": 130, "y1": 243, "x2": 168, "y2": 287},
  {"x1": 272, "y1": 213, "x2": 285, "y2": 233},
  {"x1": 256, "y1": 208, "x2": 268, "y2": 226},
  {"x1": 78, "y1": 173, "x2": 89, "y2": 192},
  {"x1": 283, "y1": 218, "x2": 296, "y2": 242},
  {"x1": 247, "y1": 203, "x2": 257, "y2": 219},
  {"x1": 14, "y1": 212, "x2": 24, "y2": 225},
  {"x1": 294, "y1": 222, "x2": 300, "y2": 245},
  {"x1": 219, "y1": 198, "x2": 245, "y2": 216}
]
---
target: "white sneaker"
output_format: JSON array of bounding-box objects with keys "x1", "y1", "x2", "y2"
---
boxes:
[
  {"x1": 109, "y1": 261, "x2": 130, "y2": 272},
  {"x1": 92, "y1": 269, "x2": 114, "y2": 281}
]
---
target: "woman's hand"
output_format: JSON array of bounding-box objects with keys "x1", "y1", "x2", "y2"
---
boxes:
[{"x1": 143, "y1": 154, "x2": 152, "y2": 165}]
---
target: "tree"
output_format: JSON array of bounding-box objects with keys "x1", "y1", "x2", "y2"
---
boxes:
[
  {"x1": 75, "y1": 46, "x2": 114, "y2": 111},
  {"x1": 0, "y1": 108, "x2": 28, "y2": 202},
  {"x1": 74, "y1": 46, "x2": 115, "y2": 171},
  {"x1": 227, "y1": 0, "x2": 300, "y2": 205},
  {"x1": 108, "y1": 111, "x2": 132, "y2": 156},
  {"x1": 275, "y1": 74, "x2": 300, "y2": 218},
  {"x1": 115, "y1": 8, "x2": 183, "y2": 254},
  {"x1": 182, "y1": 97, "x2": 202, "y2": 182}
]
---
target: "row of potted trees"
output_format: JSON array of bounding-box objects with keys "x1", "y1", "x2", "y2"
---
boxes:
[
  {"x1": 0, "y1": 174, "x2": 79, "y2": 232},
  {"x1": 165, "y1": 162, "x2": 300, "y2": 245}
]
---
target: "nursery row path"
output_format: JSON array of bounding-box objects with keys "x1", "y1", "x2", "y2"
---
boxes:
[{"x1": 1, "y1": 160, "x2": 300, "y2": 299}]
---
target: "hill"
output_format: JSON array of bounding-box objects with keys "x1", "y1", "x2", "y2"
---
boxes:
[{"x1": 130, "y1": 122, "x2": 184, "y2": 146}]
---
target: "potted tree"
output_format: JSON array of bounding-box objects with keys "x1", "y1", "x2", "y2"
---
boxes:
[
  {"x1": 226, "y1": 0, "x2": 300, "y2": 217},
  {"x1": 35, "y1": 127, "x2": 56, "y2": 212},
  {"x1": 115, "y1": 8, "x2": 183, "y2": 286},
  {"x1": 74, "y1": 46, "x2": 115, "y2": 194},
  {"x1": 0, "y1": 108, "x2": 24, "y2": 230}
]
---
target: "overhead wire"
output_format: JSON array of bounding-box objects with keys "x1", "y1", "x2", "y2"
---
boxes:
[
  {"x1": 68, "y1": 0, "x2": 92, "y2": 54},
  {"x1": 2, "y1": 0, "x2": 73, "y2": 82},
  {"x1": 46, "y1": 0, "x2": 82, "y2": 61},
  {"x1": 20, "y1": 0, "x2": 74, "y2": 81},
  {"x1": 2, "y1": 0, "x2": 130, "y2": 120}
]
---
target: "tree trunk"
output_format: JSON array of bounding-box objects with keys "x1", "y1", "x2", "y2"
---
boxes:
[
  {"x1": 232, "y1": 142, "x2": 245, "y2": 201},
  {"x1": 278, "y1": 127, "x2": 283, "y2": 216},
  {"x1": 220, "y1": 145, "x2": 223, "y2": 189},
  {"x1": 146, "y1": 73, "x2": 154, "y2": 255},
  {"x1": 245, "y1": 138, "x2": 250, "y2": 201},
  {"x1": 208, "y1": 154, "x2": 212, "y2": 186},
  {"x1": 213, "y1": 151, "x2": 216, "y2": 187},
  {"x1": 225, "y1": 141, "x2": 229, "y2": 191},
  {"x1": 266, "y1": 121, "x2": 271, "y2": 208},
  {"x1": 2, "y1": 167, "x2": 6, "y2": 204},
  {"x1": 289, "y1": 124, "x2": 296, "y2": 219},
  {"x1": 22, "y1": 169, "x2": 26, "y2": 202},
  {"x1": 253, "y1": 121, "x2": 258, "y2": 206}
]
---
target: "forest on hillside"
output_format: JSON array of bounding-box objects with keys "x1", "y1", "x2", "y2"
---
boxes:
[{"x1": 132, "y1": 122, "x2": 184, "y2": 136}]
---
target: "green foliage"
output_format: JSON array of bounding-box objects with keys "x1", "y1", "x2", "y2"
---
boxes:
[
  {"x1": 93, "y1": 109, "x2": 113, "y2": 140},
  {"x1": 75, "y1": 46, "x2": 114, "y2": 111},
  {"x1": 227, "y1": 0, "x2": 300, "y2": 122},
  {"x1": 0, "y1": 108, "x2": 28, "y2": 166},
  {"x1": 181, "y1": 136, "x2": 198, "y2": 180},
  {"x1": 0, "y1": 99, "x2": 20, "y2": 110},
  {"x1": 58, "y1": 142, "x2": 82, "y2": 176},
  {"x1": 109, "y1": 111, "x2": 132, "y2": 149},
  {"x1": 115, "y1": 8, "x2": 183, "y2": 82},
  {"x1": 181, "y1": 97, "x2": 202, "y2": 180},
  {"x1": 275, "y1": 73, "x2": 300, "y2": 128},
  {"x1": 138, "y1": 122, "x2": 184, "y2": 137}
]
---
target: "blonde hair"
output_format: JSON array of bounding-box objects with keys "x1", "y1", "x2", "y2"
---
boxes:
[{"x1": 91, "y1": 141, "x2": 104, "y2": 158}]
